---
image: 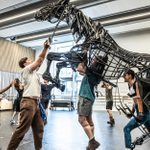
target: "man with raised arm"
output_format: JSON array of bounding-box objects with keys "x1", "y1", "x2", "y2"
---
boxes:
[{"x1": 7, "y1": 40, "x2": 50, "y2": 150}]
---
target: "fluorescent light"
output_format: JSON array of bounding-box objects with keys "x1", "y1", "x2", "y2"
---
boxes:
[
  {"x1": 16, "y1": 29, "x2": 71, "y2": 42},
  {"x1": 0, "y1": 9, "x2": 37, "y2": 23}
]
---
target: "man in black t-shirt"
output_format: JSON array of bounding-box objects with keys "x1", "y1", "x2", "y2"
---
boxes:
[{"x1": 41, "y1": 80, "x2": 55, "y2": 114}]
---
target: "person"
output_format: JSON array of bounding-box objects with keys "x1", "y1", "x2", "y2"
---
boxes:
[
  {"x1": 40, "y1": 79, "x2": 55, "y2": 115},
  {"x1": 77, "y1": 62, "x2": 100, "y2": 150},
  {"x1": 0, "y1": 82, "x2": 13, "y2": 94},
  {"x1": 7, "y1": 40, "x2": 50, "y2": 150},
  {"x1": 10, "y1": 78, "x2": 23, "y2": 125},
  {"x1": 101, "y1": 82, "x2": 115, "y2": 126},
  {"x1": 123, "y1": 69, "x2": 150, "y2": 149}
]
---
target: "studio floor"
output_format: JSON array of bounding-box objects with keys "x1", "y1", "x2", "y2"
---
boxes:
[{"x1": 0, "y1": 109, "x2": 149, "y2": 150}]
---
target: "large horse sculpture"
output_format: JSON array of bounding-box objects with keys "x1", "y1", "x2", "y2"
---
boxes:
[
  {"x1": 35, "y1": 0, "x2": 150, "y2": 81},
  {"x1": 35, "y1": 0, "x2": 150, "y2": 148},
  {"x1": 34, "y1": 0, "x2": 150, "y2": 101}
]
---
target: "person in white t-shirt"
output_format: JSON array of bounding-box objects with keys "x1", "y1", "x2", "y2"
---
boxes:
[{"x1": 7, "y1": 40, "x2": 50, "y2": 150}]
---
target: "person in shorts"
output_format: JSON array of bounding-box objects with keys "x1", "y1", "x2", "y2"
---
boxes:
[
  {"x1": 77, "y1": 62, "x2": 100, "y2": 150},
  {"x1": 101, "y1": 82, "x2": 115, "y2": 126}
]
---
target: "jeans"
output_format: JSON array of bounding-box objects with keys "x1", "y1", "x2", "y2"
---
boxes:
[
  {"x1": 7, "y1": 98, "x2": 44, "y2": 150},
  {"x1": 123, "y1": 112, "x2": 150, "y2": 148}
]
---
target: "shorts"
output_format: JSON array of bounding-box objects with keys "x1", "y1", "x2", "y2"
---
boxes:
[
  {"x1": 106, "y1": 101, "x2": 113, "y2": 110},
  {"x1": 77, "y1": 97, "x2": 93, "y2": 116}
]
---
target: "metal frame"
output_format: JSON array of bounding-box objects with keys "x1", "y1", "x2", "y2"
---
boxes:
[{"x1": 34, "y1": 0, "x2": 150, "y2": 148}]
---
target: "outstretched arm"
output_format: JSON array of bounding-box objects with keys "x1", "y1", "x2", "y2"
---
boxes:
[
  {"x1": 28, "y1": 40, "x2": 50, "y2": 71},
  {"x1": 0, "y1": 82, "x2": 13, "y2": 94}
]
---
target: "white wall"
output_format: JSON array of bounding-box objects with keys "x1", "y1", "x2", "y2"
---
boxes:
[
  {"x1": 112, "y1": 30, "x2": 150, "y2": 53},
  {"x1": 111, "y1": 30, "x2": 150, "y2": 96}
]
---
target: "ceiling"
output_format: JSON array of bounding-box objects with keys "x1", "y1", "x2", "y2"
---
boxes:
[{"x1": 0, "y1": 0, "x2": 150, "y2": 49}]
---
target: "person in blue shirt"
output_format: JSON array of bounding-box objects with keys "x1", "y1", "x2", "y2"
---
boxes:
[
  {"x1": 77, "y1": 61, "x2": 101, "y2": 150},
  {"x1": 41, "y1": 80, "x2": 55, "y2": 114}
]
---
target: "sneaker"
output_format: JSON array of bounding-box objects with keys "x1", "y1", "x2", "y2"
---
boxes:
[
  {"x1": 86, "y1": 137, "x2": 100, "y2": 150},
  {"x1": 107, "y1": 117, "x2": 115, "y2": 126},
  {"x1": 44, "y1": 119, "x2": 47, "y2": 125},
  {"x1": 10, "y1": 119, "x2": 15, "y2": 125}
]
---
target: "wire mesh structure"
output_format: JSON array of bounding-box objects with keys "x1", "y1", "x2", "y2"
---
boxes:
[
  {"x1": 34, "y1": 0, "x2": 150, "y2": 105},
  {"x1": 35, "y1": 0, "x2": 150, "y2": 81}
]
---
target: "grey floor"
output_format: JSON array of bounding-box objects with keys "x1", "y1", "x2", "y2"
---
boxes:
[{"x1": 0, "y1": 109, "x2": 149, "y2": 150}]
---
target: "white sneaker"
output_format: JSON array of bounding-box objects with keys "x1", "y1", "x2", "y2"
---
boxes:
[{"x1": 10, "y1": 119, "x2": 15, "y2": 125}]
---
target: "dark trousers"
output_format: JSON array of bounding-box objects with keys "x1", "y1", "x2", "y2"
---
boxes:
[
  {"x1": 41, "y1": 98, "x2": 49, "y2": 109},
  {"x1": 124, "y1": 112, "x2": 150, "y2": 148},
  {"x1": 7, "y1": 98, "x2": 44, "y2": 150}
]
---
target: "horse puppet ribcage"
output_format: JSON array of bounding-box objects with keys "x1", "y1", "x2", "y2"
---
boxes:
[{"x1": 35, "y1": 0, "x2": 150, "y2": 106}]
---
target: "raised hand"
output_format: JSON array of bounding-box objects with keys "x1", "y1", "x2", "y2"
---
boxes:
[
  {"x1": 44, "y1": 40, "x2": 50, "y2": 49},
  {"x1": 136, "y1": 112, "x2": 144, "y2": 123}
]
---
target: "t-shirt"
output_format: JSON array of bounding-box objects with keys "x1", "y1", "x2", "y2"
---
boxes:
[
  {"x1": 128, "y1": 80, "x2": 149, "y2": 114},
  {"x1": 16, "y1": 88, "x2": 23, "y2": 102},
  {"x1": 79, "y1": 69, "x2": 100, "y2": 101},
  {"x1": 105, "y1": 88, "x2": 113, "y2": 101},
  {"x1": 41, "y1": 84, "x2": 55, "y2": 100},
  {"x1": 128, "y1": 81, "x2": 137, "y2": 97},
  {"x1": 21, "y1": 66, "x2": 41, "y2": 97}
]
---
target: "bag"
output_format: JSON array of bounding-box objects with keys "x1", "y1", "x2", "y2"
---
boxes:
[{"x1": 39, "y1": 102, "x2": 47, "y2": 124}]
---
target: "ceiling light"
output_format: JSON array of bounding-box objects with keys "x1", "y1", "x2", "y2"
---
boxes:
[{"x1": 0, "y1": 9, "x2": 37, "y2": 23}]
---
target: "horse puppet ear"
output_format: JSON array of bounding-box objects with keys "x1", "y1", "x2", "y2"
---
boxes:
[{"x1": 57, "y1": 0, "x2": 70, "y2": 5}]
